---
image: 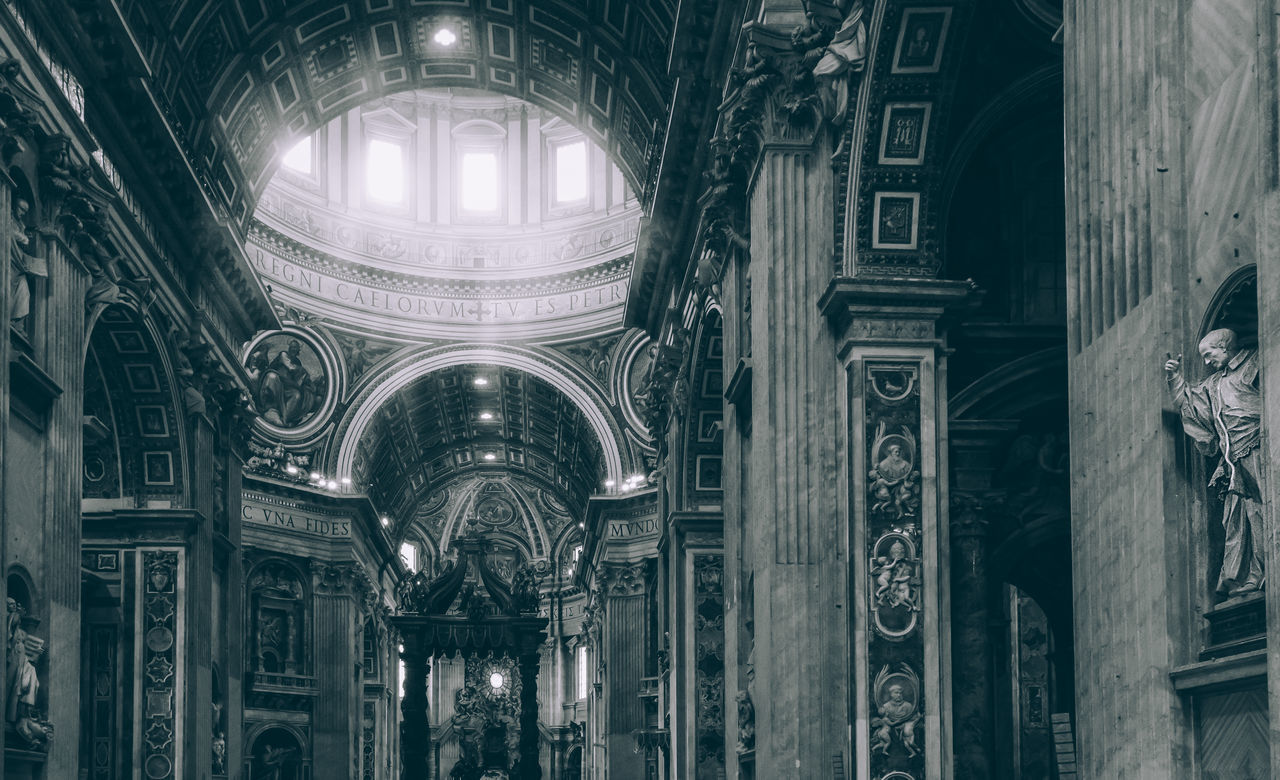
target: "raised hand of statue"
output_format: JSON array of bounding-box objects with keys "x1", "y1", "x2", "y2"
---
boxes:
[{"x1": 1163, "y1": 352, "x2": 1182, "y2": 377}]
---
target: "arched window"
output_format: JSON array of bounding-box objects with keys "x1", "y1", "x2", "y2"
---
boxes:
[{"x1": 453, "y1": 120, "x2": 506, "y2": 221}]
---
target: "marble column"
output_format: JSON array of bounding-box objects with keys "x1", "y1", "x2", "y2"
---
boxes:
[
  {"x1": 40, "y1": 229, "x2": 88, "y2": 777},
  {"x1": 399, "y1": 635, "x2": 431, "y2": 779},
  {"x1": 822, "y1": 277, "x2": 973, "y2": 780},
  {"x1": 313, "y1": 565, "x2": 360, "y2": 774},
  {"x1": 742, "y1": 110, "x2": 847, "y2": 779},
  {"x1": 185, "y1": 415, "x2": 215, "y2": 779},
  {"x1": 949, "y1": 498, "x2": 992, "y2": 780},
  {"x1": 602, "y1": 562, "x2": 647, "y2": 780}
]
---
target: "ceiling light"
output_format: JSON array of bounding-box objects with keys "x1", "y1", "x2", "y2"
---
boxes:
[
  {"x1": 285, "y1": 464, "x2": 298, "y2": 475},
  {"x1": 434, "y1": 28, "x2": 457, "y2": 47},
  {"x1": 473, "y1": 377, "x2": 489, "y2": 387},
  {"x1": 310, "y1": 472, "x2": 322, "y2": 481},
  {"x1": 604, "y1": 479, "x2": 615, "y2": 487},
  {"x1": 326, "y1": 480, "x2": 338, "y2": 490},
  {"x1": 381, "y1": 516, "x2": 390, "y2": 527},
  {"x1": 483, "y1": 452, "x2": 496, "y2": 461},
  {"x1": 341, "y1": 476, "x2": 352, "y2": 485},
  {"x1": 630, "y1": 474, "x2": 645, "y2": 483},
  {"x1": 578, "y1": 521, "x2": 585, "y2": 529},
  {"x1": 479, "y1": 412, "x2": 494, "y2": 420}
]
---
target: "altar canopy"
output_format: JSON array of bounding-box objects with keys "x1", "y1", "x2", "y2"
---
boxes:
[{"x1": 392, "y1": 534, "x2": 548, "y2": 780}]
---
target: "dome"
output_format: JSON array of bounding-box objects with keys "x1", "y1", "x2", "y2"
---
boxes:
[{"x1": 249, "y1": 88, "x2": 641, "y2": 341}]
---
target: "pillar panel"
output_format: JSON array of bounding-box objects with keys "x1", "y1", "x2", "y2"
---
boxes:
[{"x1": 846, "y1": 352, "x2": 947, "y2": 780}]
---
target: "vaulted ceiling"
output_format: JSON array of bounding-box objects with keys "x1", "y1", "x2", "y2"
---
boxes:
[
  {"x1": 355, "y1": 363, "x2": 606, "y2": 523},
  {"x1": 121, "y1": 0, "x2": 681, "y2": 223}
]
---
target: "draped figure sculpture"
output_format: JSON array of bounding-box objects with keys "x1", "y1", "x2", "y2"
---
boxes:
[{"x1": 1165, "y1": 328, "x2": 1265, "y2": 596}]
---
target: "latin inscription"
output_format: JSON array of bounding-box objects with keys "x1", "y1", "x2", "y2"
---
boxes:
[
  {"x1": 608, "y1": 518, "x2": 659, "y2": 539},
  {"x1": 253, "y1": 248, "x2": 628, "y2": 324},
  {"x1": 241, "y1": 502, "x2": 351, "y2": 538}
]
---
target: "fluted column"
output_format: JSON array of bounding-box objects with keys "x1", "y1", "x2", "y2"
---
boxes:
[
  {"x1": 40, "y1": 229, "x2": 88, "y2": 778},
  {"x1": 950, "y1": 499, "x2": 993, "y2": 780},
  {"x1": 602, "y1": 561, "x2": 647, "y2": 780},
  {"x1": 400, "y1": 635, "x2": 431, "y2": 779},
  {"x1": 313, "y1": 564, "x2": 360, "y2": 773},
  {"x1": 745, "y1": 123, "x2": 847, "y2": 778}
]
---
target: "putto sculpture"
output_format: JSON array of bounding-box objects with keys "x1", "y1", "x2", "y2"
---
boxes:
[{"x1": 1165, "y1": 328, "x2": 1265, "y2": 597}]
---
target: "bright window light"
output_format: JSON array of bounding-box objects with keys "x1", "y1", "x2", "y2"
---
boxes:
[
  {"x1": 434, "y1": 28, "x2": 457, "y2": 46},
  {"x1": 555, "y1": 139, "x2": 588, "y2": 203},
  {"x1": 281, "y1": 136, "x2": 312, "y2": 174},
  {"x1": 460, "y1": 151, "x2": 499, "y2": 212},
  {"x1": 366, "y1": 138, "x2": 406, "y2": 203},
  {"x1": 576, "y1": 645, "x2": 589, "y2": 700},
  {"x1": 399, "y1": 542, "x2": 417, "y2": 572}
]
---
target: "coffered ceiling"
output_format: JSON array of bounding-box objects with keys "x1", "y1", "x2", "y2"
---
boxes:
[
  {"x1": 355, "y1": 363, "x2": 606, "y2": 522},
  {"x1": 123, "y1": 0, "x2": 678, "y2": 223}
]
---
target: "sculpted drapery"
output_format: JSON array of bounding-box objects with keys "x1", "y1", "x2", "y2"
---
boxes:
[{"x1": 1166, "y1": 329, "x2": 1265, "y2": 596}]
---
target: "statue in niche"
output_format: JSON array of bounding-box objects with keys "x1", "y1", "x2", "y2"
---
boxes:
[
  {"x1": 212, "y1": 730, "x2": 226, "y2": 775},
  {"x1": 1165, "y1": 328, "x2": 1265, "y2": 597},
  {"x1": 8, "y1": 197, "x2": 45, "y2": 328},
  {"x1": 5, "y1": 597, "x2": 50, "y2": 747}
]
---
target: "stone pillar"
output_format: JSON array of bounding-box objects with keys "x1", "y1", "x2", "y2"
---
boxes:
[
  {"x1": 823, "y1": 278, "x2": 973, "y2": 780},
  {"x1": 949, "y1": 498, "x2": 992, "y2": 780},
  {"x1": 739, "y1": 92, "x2": 847, "y2": 780},
  {"x1": 313, "y1": 564, "x2": 360, "y2": 773},
  {"x1": 518, "y1": 647, "x2": 542, "y2": 780},
  {"x1": 400, "y1": 635, "x2": 431, "y2": 779},
  {"x1": 601, "y1": 561, "x2": 647, "y2": 780},
  {"x1": 40, "y1": 229, "x2": 88, "y2": 777},
  {"x1": 0, "y1": 168, "x2": 11, "y2": 763},
  {"x1": 185, "y1": 415, "x2": 215, "y2": 779}
]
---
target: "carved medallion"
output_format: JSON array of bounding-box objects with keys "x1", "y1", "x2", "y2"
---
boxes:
[
  {"x1": 243, "y1": 328, "x2": 338, "y2": 437},
  {"x1": 870, "y1": 532, "x2": 922, "y2": 640}
]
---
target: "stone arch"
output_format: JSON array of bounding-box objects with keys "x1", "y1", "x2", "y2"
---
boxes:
[
  {"x1": 678, "y1": 308, "x2": 724, "y2": 508},
  {"x1": 244, "y1": 722, "x2": 310, "y2": 780},
  {"x1": 245, "y1": 557, "x2": 312, "y2": 676},
  {"x1": 330, "y1": 344, "x2": 630, "y2": 485},
  {"x1": 1199, "y1": 263, "x2": 1257, "y2": 347},
  {"x1": 82, "y1": 303, "x2": 188, "y2": 504}
]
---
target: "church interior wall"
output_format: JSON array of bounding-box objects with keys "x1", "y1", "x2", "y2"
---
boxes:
[{"x1": 0, "y1": 0, "x2": 1276, "y2": 776}]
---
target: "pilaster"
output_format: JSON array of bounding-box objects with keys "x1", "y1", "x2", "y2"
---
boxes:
[
  {"x1": 740, "y1": 93, "x2": 848, "y2": 780},
  {"x1": 312, "y1": 562, "x2": 363, "y2": 774},
  {"x1": 823, "y1": 276, "x2": 974, "y2": 780},
  {"x1": 600, "y1": 560, "x2": 648, "y2": 780},
  {"x1": 37, "y1": 218, "x2": 87, "y2": 778}
]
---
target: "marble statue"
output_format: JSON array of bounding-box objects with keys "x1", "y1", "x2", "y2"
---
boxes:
[
  {"x1": 5, "y1": 597, "x2": 50, "y2": 747},
  {"x1": 8, "y1": 197, "x2": 45, "y2": 327},
  {"x1": 1166, "y1": 328, "x2": 1265, "y2": 596},
  {"x1": 810, "y1": 0, "x2": 868, "y2": 126}
]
